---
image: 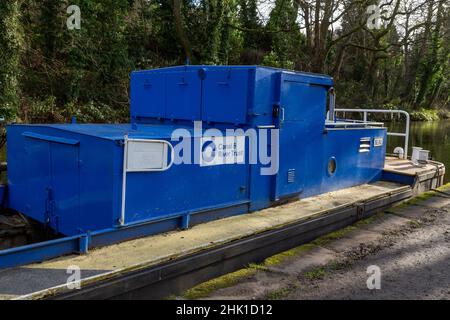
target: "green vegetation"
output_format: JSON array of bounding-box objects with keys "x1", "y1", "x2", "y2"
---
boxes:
[
  {"x1": 0, "y1": 0, "x2": 447, "y2": 123},
  {"x1": 410, "y1": 109, "x2": 441, "y2": 121},
  {"x1": 304, "y1": 267, "x2": 327, "y2": 280},
  {"x1": 265, "y1": 284, "x2": 298, "y2": 300},
  {"x1": 311, "y1": 225, "x2": 358, "y2": 246},
  {"x1": 387, "y1": 189, "x2": 437, "y2": 212},
  {"x1": 408, "y1": 219, "x2": 423, "y2": 228},
  {"x1": 182, "y1": 266, "x2": 257, "y2": 299},
  {"x1": 263, "y1": 243, "x2": 316, "y2": 266},
  {"x1": 0, "y1": 1, "x2": 22, "y2": 119}
]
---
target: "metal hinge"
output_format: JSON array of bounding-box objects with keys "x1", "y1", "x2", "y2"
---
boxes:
[{"x1": 45, "y1": 187, "x2": 55, "y2": 225}]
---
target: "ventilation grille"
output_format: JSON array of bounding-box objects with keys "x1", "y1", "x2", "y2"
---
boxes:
[
  {"x1": 287, "y1": 169, "x2": 296, "y2": 183},
  {"x1": 359, "y1": 137, "x2": 371, "y2": 153}
]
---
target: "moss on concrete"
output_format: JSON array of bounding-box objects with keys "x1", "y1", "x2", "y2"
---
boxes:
[
  {"x1": 265, "y1": 284, "x2": 298, "y2": 300},
  {"x1": 311, "y1": 225, "x2": 358, "y2": 246},
  {"x1": 328, "y1": 259, "x2": 348, "y2": 271},
  {"x1": 356, "y1": 212, "x2": 384, "y2": 226},
  {"x1": 183, "y1": 267, "x2": 257, "y2": 299},
  {"x1": 263, "y1": 244, "x2": 316, "y2": 266},
  {"x1": 248, "y1": 262, "x2": 270, "y2": 272},
  {"x1": 436, "y1": 182, "x2": 450, "y2": 192},
  {"x1": 387, "y1": 190, "x2": 437, "y2": 213},
  {"x1": 304, "y1": 266, "x2": 327, "y2": 280},
  {"x1": 408, "y1": 219, "x2": 423, "y2": 229},
  {"x1": 409, "y1": 191, "x2": 437, "y2": 202},
  {"x1": 310, "y1": 213, "x2": 383, "y2": 247}
]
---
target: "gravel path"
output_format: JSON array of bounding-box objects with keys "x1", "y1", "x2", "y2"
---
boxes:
[{"x1": 198, "y1": 193, "x2": 450, "y2": 300}]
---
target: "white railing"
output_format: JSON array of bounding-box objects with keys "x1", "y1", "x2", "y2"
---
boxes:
[{"x1": 334, "y1": 109, "x2": 410, "y2": 159}]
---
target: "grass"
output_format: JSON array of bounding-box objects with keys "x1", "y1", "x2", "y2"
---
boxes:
[
  {"x1": 436, "y1": 182, "x2": 450, "y2": 192},
  {"x1": 304, "y1": 266, "x2": 327, "y2": 280},
  {"x1": 408, "y1": 219, "x2": 423, "y2": 229},
  {"x1": 183, "y1": 267, "x2": 258, "y2": 299},
  {"x1": 309, "y1": 213, "x2": 381, "y2": 247},
  {"x1": 328, "y1": 259, "x2": 348, "y2": 271},
  {"x1": 265, "y1": 285, "x2": 298, "y2": 300},
  {"x1": 263, "y1": 244, "x2": 316, "y2": 266},
  {"x1": 311, "y1": 225, "x2": 358, "y2": 246},
  {"x1": 387, "y1": 190, "x2": 437, "y2": 213}
]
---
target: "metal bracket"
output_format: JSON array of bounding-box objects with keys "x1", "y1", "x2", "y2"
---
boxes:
[
  {"x1": 181, "y1": 213, "x2": 190, "y2": 230},
  {"x1": 356, "y1": 203, "x2": 364, "y2": 219}
]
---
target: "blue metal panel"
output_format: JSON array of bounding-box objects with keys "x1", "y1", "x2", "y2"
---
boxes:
[
  {"x1": 0, "y1": 235, "x2": 81, "y2": 269},
  {"x1": 123, "y1": 135, "x2": 250, "y2": 224},
  {"x1": 251, "y1": 68, "x2": 279, "y2": 126},
  {"x1": 202, "y1": 68, "x2": 252, "y2": 124},
  {"x1": 49, "y1": 142, "x2": 80, "y2": 234},
  {"x1": 165, "y1": 71, "x2": 202, "y2": 121},
  {"x1": 279, "y1": 72, "x2": 328, "y2": 124},
  {"x1": 0, "y1": 185, "x2": 6, "y2": 208},
  {"x1": 22, "y1": 131, "x2": 80, "y2": 145},
  {"x1": 8, "y1": 125, "x2": 118, "y2": 236},
  {"x1": 24, "y1": 137, "x2": 51, "y2": 223},
  {"x1": 317, "y1": 129, "x2": 387, "y2": 195},
  {"x1": 382, "y1": 171, "x2": 414, "y2": 185},
  {"x1": 130, "y1": 72, "x2": 166, "y2": 119},
  {"x1": 272, "y1": 73, "x2": 330, "y2": 200},
  {"x1": 273, "y1": 122, "x2": 307, "y2": 200},
  {"x1": 130, "y1": 66, "x2": 332, "y2": 125}
]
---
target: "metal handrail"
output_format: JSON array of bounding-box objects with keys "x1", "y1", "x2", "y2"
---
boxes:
[
  {"x1": 334, "y1": 109, "x2": 410, "y2": 159},
  {"x1": 325, "y1": 120, "x2": 385, "y2": 128}
]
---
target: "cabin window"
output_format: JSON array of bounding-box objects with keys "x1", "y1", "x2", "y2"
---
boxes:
[{"x1": 328, "y1": 157, "x2": 337, "y2": 176}]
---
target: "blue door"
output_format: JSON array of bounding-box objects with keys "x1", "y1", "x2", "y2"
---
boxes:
[
  {"x1": 49, "y1": 143, "x2": 80, "y2": 234},
  {"x1": 24, "y1": 136, "x2": 80, "y2": 234},
  {"x1": 272, "y1": 72, "x2": 328, "y2": 200},
  {"x1": 24, "y1": 138, "x2": 52, "y2": 225}
]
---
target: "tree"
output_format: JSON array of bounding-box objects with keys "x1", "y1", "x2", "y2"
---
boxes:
[
  {"x1": 0, "y1": 0, "x2": 449, "y2": 123},
  {"x1": 0, "y1": 1, "x2": 22, "y2": 119}
]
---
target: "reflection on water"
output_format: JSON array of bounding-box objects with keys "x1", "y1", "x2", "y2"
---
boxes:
[
  {"x1": 387, "y1": 121, "x2": 450, "y2": 182},
  {"x1": 0, "y1": 121, "x2": 449, "y2": 182}
]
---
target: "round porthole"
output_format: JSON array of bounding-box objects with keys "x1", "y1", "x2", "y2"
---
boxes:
[{"x1": 328, "y1": 157, "x2": 337, "y2": 176}]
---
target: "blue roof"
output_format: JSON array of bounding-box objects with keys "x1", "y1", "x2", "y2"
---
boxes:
[
  {"x1": 10, "y1": 123, "x2": 197, "y2": 141},
  {"x1": 132, "y1": 65, "x2": 333, "y2": 87}
]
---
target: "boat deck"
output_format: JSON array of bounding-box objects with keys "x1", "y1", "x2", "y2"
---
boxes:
[
  {"x1": 384, "y1": 156, "x2": 445, "y2": 193},
  {"x1": 384, "y1": 156, "x2": 445, "y2": 177}
]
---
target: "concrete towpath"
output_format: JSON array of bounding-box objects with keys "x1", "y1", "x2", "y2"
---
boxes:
[{"x1": 181, "y1": 185, "x2": 450, "y2": 300}]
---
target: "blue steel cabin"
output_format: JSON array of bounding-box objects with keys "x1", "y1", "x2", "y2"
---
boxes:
[{"x1": 6, "y1": 66, "x2": 387, "y2": 237}]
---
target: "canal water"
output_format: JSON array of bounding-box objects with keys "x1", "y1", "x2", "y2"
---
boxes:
[
  {"x1": 0, "y1": 121, "x2": 449, "y2": 182},
  {"x1": 387, "y1": 120, "x2": 450, "y2": 183}
]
